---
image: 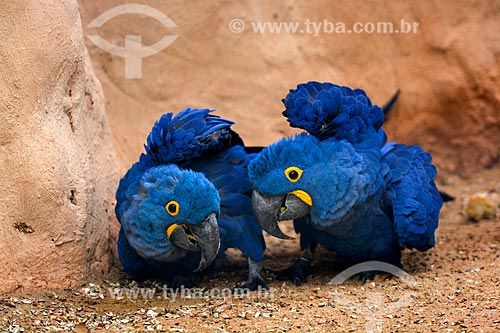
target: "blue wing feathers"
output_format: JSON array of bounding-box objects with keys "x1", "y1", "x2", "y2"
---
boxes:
[
  {"x1": 282, "y1": 81, "x2": 385, "y2": 144},
  {"x1": 217, "y1": 215, "x2": 265, "y2": 262},
  {"x1": 382, "y1": 144, "x2": 442, "y2": 251},
  {"x1": 143, "y1": 108, "x2": 235, "y2": 165},
  {"x1": 189, "y1": 145, "x2": 265, "y2": 261}
]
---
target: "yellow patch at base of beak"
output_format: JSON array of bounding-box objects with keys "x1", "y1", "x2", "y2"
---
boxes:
[
  {"x1": 166, "y1": 223, "x2": 182, "y2": 238},
  {"x1": 290, "y1": 190, "x2": 313, "y2": 206},
  {"x1": 167, "y1": 223, "x2": 197, "y2": 241}
]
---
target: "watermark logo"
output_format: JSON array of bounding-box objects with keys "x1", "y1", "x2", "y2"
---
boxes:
[
  {"x1": 111, "y1": 285, "x2": 274, "y2": 301},
  {"x1": 228, "y1": 18, "x2": 419, "y2": 36},
  {"x1": 87, "y1": 4, "x2": 177, "y2": 79},
  {"x1": 329, "y1": 261, "x2": 418, "y2": 333},
  {"x1": 82, "y1": 283, "x2": 275, "y2": 301},
  {"x1": 228, "y1": 18, "x2": 245, "y2": 34}
]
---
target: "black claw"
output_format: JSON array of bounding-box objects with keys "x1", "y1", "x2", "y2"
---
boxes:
[
  {"x1": 292, "y1": 276, "x2": 303, "y2": 286},
  {"x1": 276, "y1": 257, "x2": 313, "y2": 286},
  {"x1": 169, "y1": 275, "x2": 199, "y2": 290},
  {"x1": 357, "y1": 271, "x2": 379, "y2": 283},
  {"x1": 233, "y1": 274, "x2": 268, "y2": 293}
]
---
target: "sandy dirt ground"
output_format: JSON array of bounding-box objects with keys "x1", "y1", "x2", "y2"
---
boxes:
[{"x1": 1, "y1": 167, "x2": 499, "y2": 332}]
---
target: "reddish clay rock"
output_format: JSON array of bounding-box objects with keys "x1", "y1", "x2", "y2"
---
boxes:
[
  {"x1": 0, "y1": 0, "x2": 119, "y2": 292},
  {"x1": 80, "y1": 1, "x2": 499, "y2": 177}
]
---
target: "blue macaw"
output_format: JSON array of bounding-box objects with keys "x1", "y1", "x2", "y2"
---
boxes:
[
  {"x1": 116, "y1": 108, "x2": 266, "y2": 289},
  {"x1": 248, "y1": 82, "x2": 443, "y2": 284}
]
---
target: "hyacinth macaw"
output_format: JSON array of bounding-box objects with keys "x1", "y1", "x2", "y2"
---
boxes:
[
  {"x1": 248, "y1": 82, "x2": 443, "y2": 284},
  {"x1": 116, "y1": 108, "x2": 266, "y2": 289}
]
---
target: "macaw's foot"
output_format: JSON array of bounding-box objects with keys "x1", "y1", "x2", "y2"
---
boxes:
[
  {"x1": 355, "y1": 262, "x2": 402, "y2": 283},
  {"x1": 352, "y1": 257, "x2": 402, "y2": 283},
  {"x1": 169, "y1": 275, "x2": 200, "y2": 290},
  {"x1": 356, "y1": 270, "x2": 378, "y2": 283},
  {"x1": 234, "y1": 273, "x2": 267, "y2": 292},
  {"x1": 233, "y1": 258, "x2": 267, "y2": 293},
  {"x1": 277, "y1": 256, "x2": 313, "y2": 286}
]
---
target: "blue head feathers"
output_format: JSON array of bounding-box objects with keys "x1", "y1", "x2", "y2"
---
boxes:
[{"x1": 122, "y1": 164, "x2": 220, "y2": 262}]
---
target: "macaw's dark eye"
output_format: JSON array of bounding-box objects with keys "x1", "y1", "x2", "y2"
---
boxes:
[
  {"x1": 165, "y1": 200, "x2": 180, "y2": 216},
  {"x1": 284, "y1": 166, "x2": 303, "y2": 182}
]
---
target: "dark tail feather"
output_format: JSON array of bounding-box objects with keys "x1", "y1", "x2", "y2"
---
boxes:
[
  {"x1": 228, "y1": 129, "x2": 245, "y2": 147},
  {"x1": 244, "y1": 146, "x2": 265, "y2": 154},
  {"x1": 382, "y1": 89, "x2": 401, "y2": 115},
  {"x1": 439, "y1": 191, "x2": 455, "y2": 202}
]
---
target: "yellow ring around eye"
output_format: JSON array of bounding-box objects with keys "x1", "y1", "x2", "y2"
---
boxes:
[
  {"x1": 284, "y1": 166, "x2": 303, "y2": 182},
  {"x1": 165, "y1": 200, "x2": 180, "y2": 216}
]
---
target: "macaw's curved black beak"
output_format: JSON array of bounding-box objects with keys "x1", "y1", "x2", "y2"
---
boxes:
[
  {"x1": 168, "y1": 213, "x2": 220, "y2": 272},
  {"x1": 191, "y1": 213, "x2": 220, "y2": 272},
  {"x1": 252, "y1": 190, "x2": 311, "y2": 240}
]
